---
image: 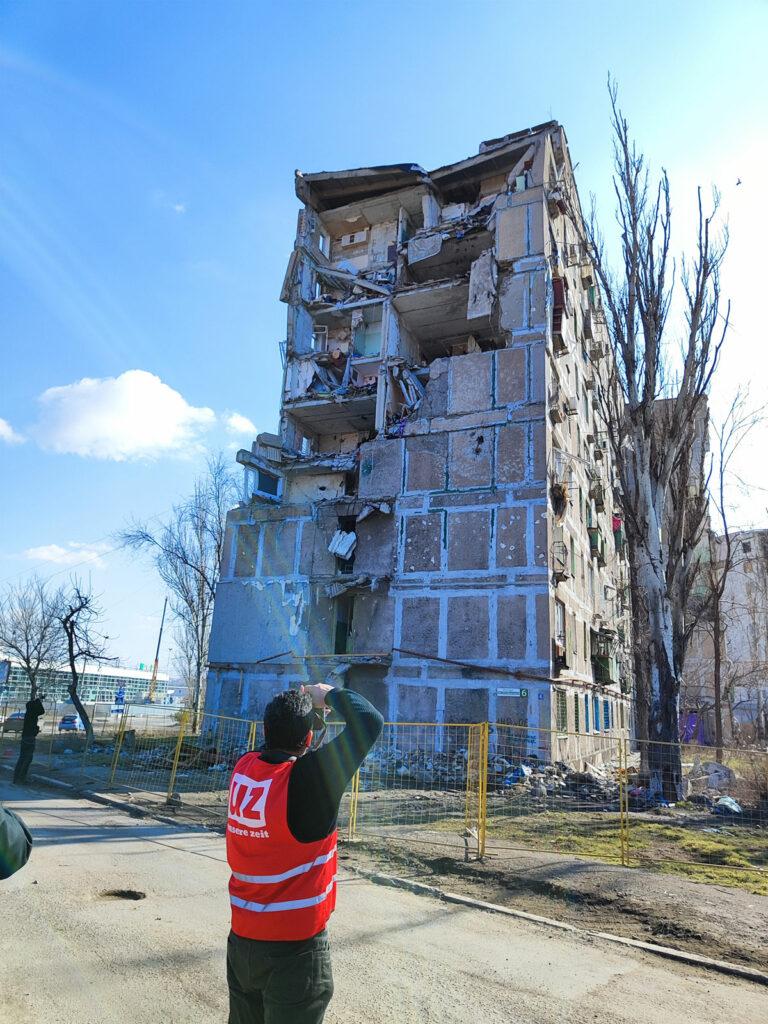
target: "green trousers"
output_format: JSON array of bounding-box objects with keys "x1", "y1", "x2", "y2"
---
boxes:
[{"x1": 227, "y1": 929, "x2": 334, "y2": 1024}]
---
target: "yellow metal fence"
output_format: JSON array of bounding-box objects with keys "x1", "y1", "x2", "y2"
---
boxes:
[{"x1": 3, "y1": 700, "x2": 765, "y2": 888}]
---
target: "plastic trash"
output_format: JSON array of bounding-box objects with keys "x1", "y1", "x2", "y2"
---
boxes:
[{"x1": 713, "y1": 795, "x2": 742, "y2": 815}]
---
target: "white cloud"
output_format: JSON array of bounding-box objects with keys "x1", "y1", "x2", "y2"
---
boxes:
[
  {"x1": 35, "y1": 369, "x2": 216, "y2": 460},
  {"x1": 0, "y1": 417, "x2": 24, "y2": 444},
  {"x1": 24, "y1": 540, "x2": 111, "y2": 569},
  {"x1": 151, "y1": 189, "x2": 187, "y2": 215},
  {"x1": 224, "y1": 412, "x2": 257, "y2": 436}
]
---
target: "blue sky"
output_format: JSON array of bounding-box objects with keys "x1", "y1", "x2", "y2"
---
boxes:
[{"x1": 1, "y1": 0, "x2": 766, "y2": 669}]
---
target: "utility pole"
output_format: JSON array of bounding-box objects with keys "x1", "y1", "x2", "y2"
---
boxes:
[{"x1": 148, "y1": 597, "x2": 168, "y2": 704}]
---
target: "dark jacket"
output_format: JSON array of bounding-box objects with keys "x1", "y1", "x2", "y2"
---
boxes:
[
  {"x1": 0, "y1": 805, "x2": 32, "y2": 879},
  {"x1": 260, "y1": 687, "x2": 383, "y2": 843}
]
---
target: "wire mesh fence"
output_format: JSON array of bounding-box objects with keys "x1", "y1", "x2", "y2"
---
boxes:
[
  {"x1": 350, "y1": 723, "x2": 486, "y2": 853},
  {"x1": 3, "y1": 695, "x2": 765, "y2": 886}
]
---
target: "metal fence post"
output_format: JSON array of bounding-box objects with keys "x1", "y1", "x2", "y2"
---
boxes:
[
  {"x1": 478, "y1": 721, "x2": 489, "y2": 859},
  {"x1": 109, "y1": 706, "x2": 129, "y2": 786},
  {"x1": 347, "y1": 769, "x2": 360, "y2": 842},
  {"x1": 618, "y1": 733, "x2": 629, "y2": 867},
  {"x1": 47, "y1": 701, "x2": 57, "y2": 768},
  {"x1": 247, "y1": 720, "x2": 257, "y2": 752},
  {"x1": 166, "y1": 711, "x2": 189, "y2": 803}
]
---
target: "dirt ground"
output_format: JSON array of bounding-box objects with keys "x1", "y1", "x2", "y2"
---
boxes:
[
  {"x1": 342, "y1": 833, "x2": 768, "y2": 971},
  {"x1": 6, "y1": 756, "x2": 767, "y2": 971}
]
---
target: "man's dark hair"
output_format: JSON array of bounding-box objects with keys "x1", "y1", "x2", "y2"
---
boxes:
[{"x1": 263, "y1": 689, "x2": 314, "y2": 751}]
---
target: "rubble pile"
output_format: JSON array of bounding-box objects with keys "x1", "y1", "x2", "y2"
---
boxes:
[
  {"x1": 488, "y1": 756, "x2": 621, "y2": 808},
  {"x1": 359, "y1": 746, "x2": 623, "y2": 809},
  {"x1": 359, "y1": 746, "x2": 470, "y2": 790}
]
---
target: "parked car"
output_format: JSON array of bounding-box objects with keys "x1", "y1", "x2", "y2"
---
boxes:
[
  {"x1": 1, "y1": 711, "x2": 26, "y2": 734},
  {"x1": 58, "y1": 715, "x2": 84, "y2": 733}
]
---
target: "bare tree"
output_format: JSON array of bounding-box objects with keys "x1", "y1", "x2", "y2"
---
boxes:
[
  {"x1": 573, "y1": 81, "x2": 730, "y2": 797},
  {"x1": 118, "y1": 453, "x2": 236, "y2": 728},
  {"x1": 59, "y1": 581, "x2": 114, "y2": 743},
  {"x1": 0, "y1": 576, "x2": 66, "y2": 700},
  {"x1": 0, "y1": 577, "x2": 67, "y2": 782},
  {"x1": 686, "y1": 395, "x2": 764, "y2": 759}
]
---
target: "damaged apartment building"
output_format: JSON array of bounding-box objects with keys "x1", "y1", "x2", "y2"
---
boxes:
[{"x1": 206, "y1": 121, "x2": 632, "y2": 759}]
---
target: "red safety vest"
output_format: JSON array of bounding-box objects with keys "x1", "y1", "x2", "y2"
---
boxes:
[{"x1": 226, "y1": 752, "x2": 337, "y2": 942}]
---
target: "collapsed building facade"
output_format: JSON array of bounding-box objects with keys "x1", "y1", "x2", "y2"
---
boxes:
[{"x1": 206, "y1": 121, "x2": 632, "y2": 758}]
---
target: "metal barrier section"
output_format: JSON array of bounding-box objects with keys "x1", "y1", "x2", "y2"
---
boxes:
[
  {"x1": 483, "y1": 723, "x2": 628, "y2": 863},
  {"x1": 347, "y1": 723, "x2": 487, "y2": 857},
  {"x1": 625, "y1": 738, "x2": 768, "y2": 884},
  {"x1": 3, "y1": 696, "x2": 764, "y2": 887}
]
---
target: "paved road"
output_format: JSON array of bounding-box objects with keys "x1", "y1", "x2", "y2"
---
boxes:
[{"x1": 0, "y1": 781, "x2": 763, "y2": 1024}]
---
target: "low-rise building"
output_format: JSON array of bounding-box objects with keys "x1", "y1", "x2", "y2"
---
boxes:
[{"x1": 0, "y1": 660, "x2": 172, "y2": 705}]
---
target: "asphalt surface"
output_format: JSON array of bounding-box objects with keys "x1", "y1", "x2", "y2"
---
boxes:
[{"x1": 0, "y1": 781, "x2": 764, "y2": 1024}]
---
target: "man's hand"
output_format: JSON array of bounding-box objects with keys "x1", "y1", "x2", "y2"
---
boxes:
[{"x1": 301, "y1": 683, "x2": 334, "y2": 709}]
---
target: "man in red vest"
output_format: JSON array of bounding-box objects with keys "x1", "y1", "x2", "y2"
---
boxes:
[{"x1": 226, "y1": 681, "x2": 383, "y2": 1023}]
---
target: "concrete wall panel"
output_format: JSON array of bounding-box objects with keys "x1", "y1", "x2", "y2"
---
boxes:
[
  {"x1": 496, "y1": 423, "x2": 527, "y2": 485},
  {"x1": 495, "y1": 206, "x2": 527, "y2": 263},
  {"x1": 359, "y1": 438, "x2": 404, "y2": 498},
  {"x1": 499, "y1": 272, "x2": 528, "y2": 333},
  {"x1": 406, "y1": 433, "x2": 448, "y2": 492},
  {"x1": 355, "y1": 514, "x2": 396, "y2": 576},
  {"x1": 496, "y1": 507, "x2": 527, "y2": 567},
  {"x1": 444, "y1": 686, "x2": 489, "y2": 724},
  {"x1": 447, "y1": 595, "x2": 489, "y2": 660},
  {"x1": 403, "y1": 512, "x2": 442, "y2": 572},
  {"x1": 234, "y1": 525, "x2": 259, "y2": 578},
  {"x1": 261, "y1": 521, "x2": 298, "y2": 577},
  {"x1": 497, "y1": 594, "x2": 527, "y2": 660},
  {"x1": 496, "y1": 346, "x2": 526, "y2": 406},
  {"x1": 400, "y1": 596, "x2": 440, "y2": 657},
  {"x1": 350, "y1": 593, "x2": 394, "y2": 651},
  {"x1": 397, "y1": 684, "x2": 437, "y2": 723},
  {"x1": 448, "y1": 430, "x2": 493, "y2": 489},
  {"x1": 447, "y1": 510, "x2": 491, "y2": 571},
  {"x1": 448, "y1": 352, "x2": 493, "y2": 416}
]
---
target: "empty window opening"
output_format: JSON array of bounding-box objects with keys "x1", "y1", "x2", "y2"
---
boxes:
[
  {"x1": 334, "y1": 595, "x2": 354, "y2": 655},
  {"x1": 336, "y1": 515, "x2": 357, "y2": 575}
]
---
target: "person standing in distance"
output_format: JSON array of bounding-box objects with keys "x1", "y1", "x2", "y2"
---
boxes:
[{"x1": 226, "y1": 681, "x2": 383, "y2": 1024}]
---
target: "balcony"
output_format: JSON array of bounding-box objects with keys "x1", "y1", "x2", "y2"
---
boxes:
[
  {"x1": 613, "y1": 518, "x2": 626, "y2": 558},
  {"x1": 592, "y1": 657, "x2": 617, "y2": 686},
  {"x1": 552, "y1": 541, "x2": 571, "y2": 583},
  {"x1": 552, "y1": 635, "x2": 569, "y2": 675},
  {"x1": 588, "y1": 525, "x2": 607, "y2": 566},
  {"x1": 590, "y1": 481, "x2": 606, "y2": 512},
  {"x1": 593, "y1": 431, "x2": 609, "y2": 461}
]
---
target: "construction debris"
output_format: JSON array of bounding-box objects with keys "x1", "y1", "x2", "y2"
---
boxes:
[{"x1": 328, "y1": 530, "x2": 357, "y2": 559}]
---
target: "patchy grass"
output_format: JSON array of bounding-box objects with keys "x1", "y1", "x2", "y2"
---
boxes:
[{"x1": 408, "y1": 809, "x2": 768, "y2": 895}]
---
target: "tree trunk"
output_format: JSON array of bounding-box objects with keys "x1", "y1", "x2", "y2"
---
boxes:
[
  {"x1": 634, "y1": 550, "x2": 683, "y2": 802},
  {"x1": 66, "y1": 647, "x2": 94, "y2": 746},
  {"x1": 713, "y1": 598, "x2": 724, "y2": 762}
]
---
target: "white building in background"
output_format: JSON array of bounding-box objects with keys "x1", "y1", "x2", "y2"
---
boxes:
[
  {"x1": 0, "y1": 660, "x2": 173, "y2": 705},
  {"x1": 683, "y1": 529, "x2": 768, "y2": 744}
]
